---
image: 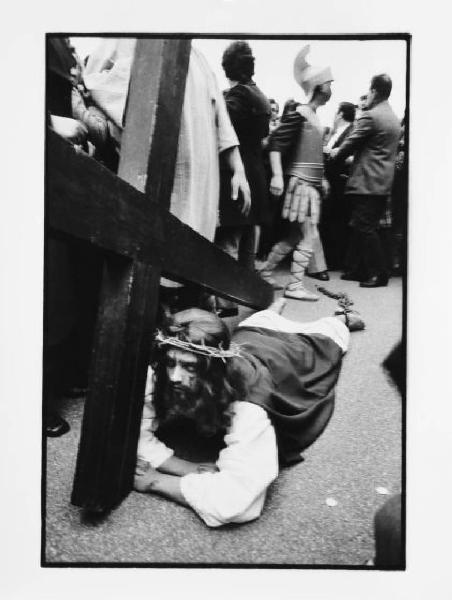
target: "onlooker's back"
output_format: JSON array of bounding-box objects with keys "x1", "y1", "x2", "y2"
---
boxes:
[{"x1": 346, "y1": 98, "x2": 401, "y2": 196}]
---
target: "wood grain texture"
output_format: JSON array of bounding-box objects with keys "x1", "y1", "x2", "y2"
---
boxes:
[
  {"x1": 70, "y1": 40, "x2": 192, "y2": 511},
  {"x1": 47, "y1": 130, "x2": 273, "y2": 308},
  {"x1": 71, "y1": 258, "x2": 161, "y2": 510}
]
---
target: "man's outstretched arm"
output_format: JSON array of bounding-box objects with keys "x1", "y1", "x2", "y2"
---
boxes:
[
  {"x1": 156, "y1": 456, "x2": 218, "y2": 476},
  {"x1": 134, "y1": 462, "x2": 188, "y2": 506},
  {"x1": 330, "y1": 113, "x2": 373, "y2": 160}
]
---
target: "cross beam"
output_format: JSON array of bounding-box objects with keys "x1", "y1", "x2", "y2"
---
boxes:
[{"x1": 47, "y1": 130, "x2": 273, "y2": 307}]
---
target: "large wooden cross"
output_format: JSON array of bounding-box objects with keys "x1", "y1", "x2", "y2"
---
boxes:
[{"x1": 46, "y1": 38, "x2": 273, "y2": 512}]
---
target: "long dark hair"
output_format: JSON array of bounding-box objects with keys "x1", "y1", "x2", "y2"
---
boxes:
[{"x1": 152, "y1": 309, "x2": 246, "y2": 437}]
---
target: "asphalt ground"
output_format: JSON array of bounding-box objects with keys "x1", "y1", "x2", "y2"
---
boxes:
[{"x1": 45, "y1": 269, "x2": 403, "y2": 565}]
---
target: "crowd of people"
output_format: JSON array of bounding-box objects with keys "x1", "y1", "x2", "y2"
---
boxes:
[{"x1": 45, "y1": 37, "x2": 404, "y2": 563}]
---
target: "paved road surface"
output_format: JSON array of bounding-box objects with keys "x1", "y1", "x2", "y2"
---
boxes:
[{"x1": 46, "y1": 269, "x2": 403, "y2": 565}]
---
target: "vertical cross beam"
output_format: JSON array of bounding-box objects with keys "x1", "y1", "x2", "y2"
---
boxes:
[{"x1": 71, "y1": 39, "x2": 191, "y2": 511}]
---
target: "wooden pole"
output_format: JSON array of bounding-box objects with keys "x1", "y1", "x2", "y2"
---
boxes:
[{"x1": 71, "y1": 39, "x2": 191, "y2": 511}]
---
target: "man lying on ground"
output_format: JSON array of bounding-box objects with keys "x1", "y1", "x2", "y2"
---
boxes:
[{"x1": 134, "y1": 298, "x2": 364, "y2": 527}]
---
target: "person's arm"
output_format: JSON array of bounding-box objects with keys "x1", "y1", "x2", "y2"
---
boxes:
[
  {"x1": 268, "y1": 108, "x2": 304, "y2": 196},
  {"x1": 136, "y1": 366, "x2": 176, "y2": 468},
  {"x1": 269, "y1": 150, "x2": 284, "y2": 196},
  {"x1": 49, "y1": 115, "x2": 88, "y2": 145},
  {"x1": 223, "y1": 84, "x2": 249, "y2": 128},
  {"x1": 72, "y1": 87, "x2": 109, "y2": 148},
  {"x1": 331, "y1": 113, "x2": 373, "y2": 161},
  {"x1": 134, "y1": 462, "x2": 188, "y2": 506},
  {"x1": 135, "y1": 401, "x2": 278, "y2": 527},
  {"x1": 157, "y1": 455, "x2": 218, "y2": 476},
  {"x1": 179, "y1": 402, "x2": 278, "y2": 527},
  {"x1": 134, "y1": 459, "x2": 219, "y2": 506},
  {"x1": 212, "y1": 79, "x2": 251, "y2": 215},
  {"x1": 221, "y1": 145, "x2": 251, "y2": 216}
]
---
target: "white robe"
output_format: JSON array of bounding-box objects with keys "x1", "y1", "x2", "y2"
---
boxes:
[
  {"x1": 83, "y1": 39, "x2": 238, "y2": 242},
  {"x1": 137, "y1": 370, "x2": 278, "y2": 528}
]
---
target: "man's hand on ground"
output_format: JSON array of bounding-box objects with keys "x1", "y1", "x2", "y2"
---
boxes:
[
  {"x1": 196, "y1": 462, "x2": 220, "y2": 474},
  {"x1": 134, "y1": 460, "x2": 160, "y2": 493}
]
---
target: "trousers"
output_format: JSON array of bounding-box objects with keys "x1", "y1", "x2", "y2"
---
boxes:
[{"x1": 347, "y1": 194, "x2": 389, "y2": 277}]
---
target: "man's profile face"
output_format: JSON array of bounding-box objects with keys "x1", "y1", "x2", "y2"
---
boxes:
[
  {"x1": 366, "y1": 89, "x2": 375, "y2": 108},
  {"x1": 318, "y1": 81, "x2": 332, "y2": 104},
  {"x1": 165, "y1": 348, "x2": 201, "y2": 394},
  {"x1": 270, "y1": 102, "x2": 279, "y2": 121}
]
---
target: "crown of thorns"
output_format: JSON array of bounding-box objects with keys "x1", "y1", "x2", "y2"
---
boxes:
[{"x1": 155, "y1": 330, "x2": 242, "y2": 362}]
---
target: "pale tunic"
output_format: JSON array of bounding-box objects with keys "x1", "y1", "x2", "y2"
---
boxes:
[
  {"x1": 137, "y1": 368, "x2": 278, "y2": 528},
  {"x1": 83, "y1": 40, "x2": 238, "y2": 242}
]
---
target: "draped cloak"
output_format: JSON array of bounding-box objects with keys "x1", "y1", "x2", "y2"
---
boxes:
[{"x1": 232, "y1": 324, "x2": 344, "y2": 466}]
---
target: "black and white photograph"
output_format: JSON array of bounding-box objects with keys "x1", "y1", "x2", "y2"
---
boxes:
[
  {"x1": 43, "y1": 33, "x2": 407, "y2": 567},
  {"x1": 1, "y1": 0, "x2": 451, "y2": 598}
]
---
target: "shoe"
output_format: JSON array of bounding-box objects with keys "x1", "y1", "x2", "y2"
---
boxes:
[
  {"x1": 359, "y1": 275, "x2": 389, "y2": 288},
  {"x1": 284, "y1": 287, "x2": 319, "y2": 301},
  {"x1": 391, "y1": 266, "x2": 403, "y2": 277},
  {"x1": 46, "y1": 413, "x2": 70, "y2": 437},
  {"x1": 341, "y1": 271, "x2": 365, "y2": 282},
  {"x1": 216, "y1": 307, "x2": 239, "y2": 318},
  {"x1": 64, "y1": 385, "x2": 88, "y2": 398},
  {"x1": 306, "y1": 271, "x2": 329, "y2": 281}
]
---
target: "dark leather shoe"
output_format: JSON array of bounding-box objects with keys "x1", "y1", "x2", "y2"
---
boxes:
[
  {"x1": 64, "y1": 385, "x2": 88, "y2": 398},
  {"x1": 307, "y1": 271, "x2": 330, "y2": 281},
  {"x1": 46, "y1": 413, "x2": 70, "y2": 437},
  {"x1": 216, "y1": 307, "x2": 239, "y2": 318},
  {"x1": 359, "y1": 275, "x2": 389, "y2": 288},
  {"x1": 341, "y1": 271, "x2": 365, "y2": 282}
]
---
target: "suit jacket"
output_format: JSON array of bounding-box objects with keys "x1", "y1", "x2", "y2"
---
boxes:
[
  {"x1": 335, "y1": 101, "x2": 401, "y2": 196},
  {"x1": 332, "y1": 123, "x2": 354, "y2": 149}
]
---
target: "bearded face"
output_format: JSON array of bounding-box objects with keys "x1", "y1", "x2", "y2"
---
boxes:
[
  {"x1": 153, "y1": 347, "x2": 237, "y2": 438},
  {"x1": 162, "y1": 349, "x2": 203, "y2": 420}
]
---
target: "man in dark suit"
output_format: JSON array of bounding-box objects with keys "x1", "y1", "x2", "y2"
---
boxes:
[
  {"x1": 329, "y1": 75, "x2": 402, "y2": 287},
  {"x1": 320, "y1": 102, "x2": 356, "y2": 270}
]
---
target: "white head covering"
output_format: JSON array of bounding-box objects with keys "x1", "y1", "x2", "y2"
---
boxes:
[{"x1": 293, "y1": 45, "x2": 333, "y2": 101}]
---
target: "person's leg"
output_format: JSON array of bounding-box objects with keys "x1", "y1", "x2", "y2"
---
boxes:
[
  {"x1": 378, "y1": 226, "x2": 394, "y2": 276},
  {"x1": 307, "y1": 224, "x2": 328, "y2": 279},
  {"x1": 342, "y1": 195, "x2": 367, "y2": 279},
  {"x1": 214, "y1": 226, "x2": 242, "y2": 317},
  {"x1": 44, "y1": 341, "x2": 71, "y2": 437},
  {"x1": 374, "y1": 494, "x2": 403, "y2": 567},
  {"x1": 238, "y1": 225, "x2": 257, "y2": 271},
  {"x1": 238, "y1": 306, "x2": 364, "y2": 352},
  {"x1": 256, "y1": 222, "x2": 301, "y2": 289},
  {"x1": 350, "y1": 195, "x2": 388, "y2": 286},
  {"x1": 285, "y1": 219, "x2": 319, "y2": 301},
  {"x1": 359, "y1": 196, "x2": 389, "y2": 285},
  {"x1": 215, "y1": 226, "x2": 241, "y2": 261}
]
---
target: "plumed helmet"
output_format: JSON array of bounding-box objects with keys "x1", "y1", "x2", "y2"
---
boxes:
[{"x1": 293, "y1": 45, "x2": 333, "y2": 101}]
